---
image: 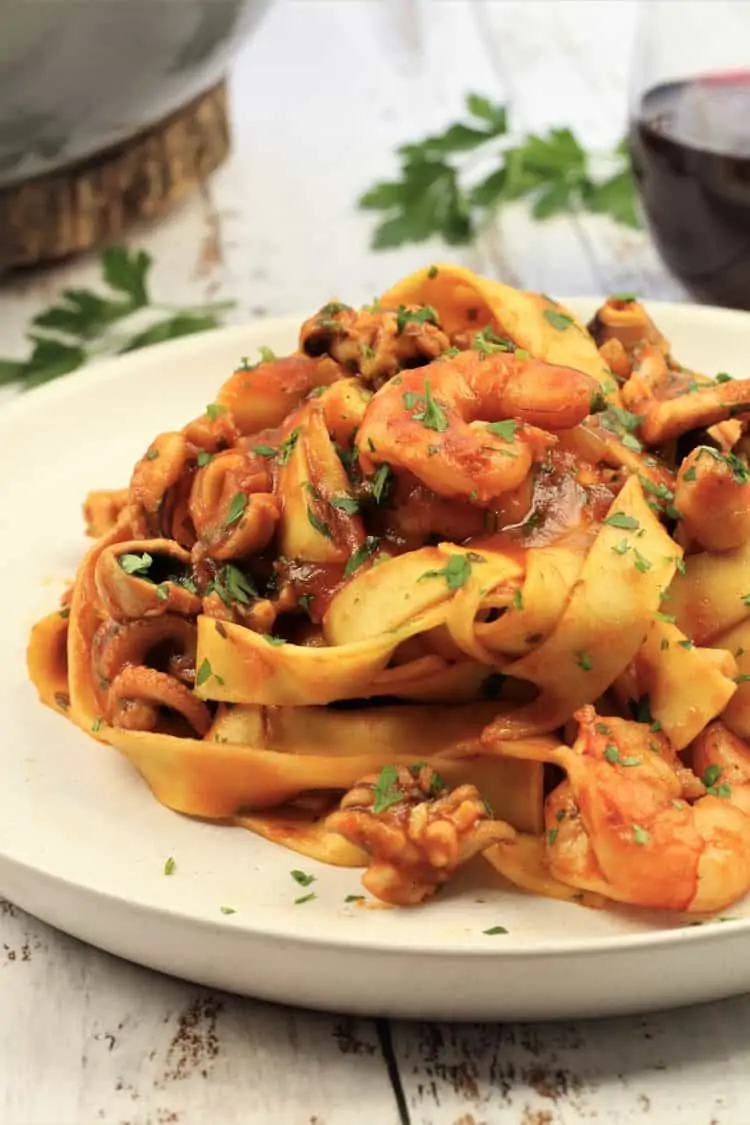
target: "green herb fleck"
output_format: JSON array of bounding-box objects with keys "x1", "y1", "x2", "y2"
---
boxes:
[
  {"x1": 263, "y1": 634, "x2": 287, "y2": 646},
  {"x1": 577, "y1": 651, "x2": 592, "y2": 671},
  {"x1": 632, "y1": 824, "x2": 650, "y2": 845},
  {"x1": 119, "y1": 552, "x2": 152, "y2": 576},
  {"x1": 483, "y1": 925, "x2": 509, "y2": 935},
  {"x1": 419, "y1": 553, "x2": 472, "y2": 591},
  {"x1": 487, "y1": 419, "x2": 518, "y2": 441},
  {"x1": 544, "y1": 309, "x2": 574, "y2": 331},
  {"x1": 604, "y1": 513, "x2": 640, "y2": 531},
  {"x1": 164, "y1": 857, "x2": 176, "y2": 876},
  {"x1": 291, "y1": 870, "x2": 315, "y2": 887},
  {"x1": 372, "y1": 765, "x2": 405, "y2": 813},
  {"x1": 345, "y1": 536, "x2": 381, "y2": 578},
  {"x1": 196, "y1": 450, "x2": 213, "y2": 467},
  {"x1": 206, "y1": 402, "x2": 226, "y2": 421},
  {"x1": 224, "y1": 492, "x2": 248, "y2": 527},
  {"x1": 396, "y1": 304, "x2": 439, "y2": 334},
  {"x1": 196, "y1": 658, "x2": 213, "y2": 687},
  {"x1": 307, "y1": 506, "x2": 333, "y2": 539}
]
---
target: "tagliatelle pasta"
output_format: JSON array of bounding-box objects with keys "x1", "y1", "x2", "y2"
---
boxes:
[{"x1": 27, "y1": 264, "x2": 750, "y2": 913}]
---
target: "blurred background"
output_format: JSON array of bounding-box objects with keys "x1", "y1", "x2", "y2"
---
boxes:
[{"x1": 2, "y1": 0, "x2": 748, "y2": 388}]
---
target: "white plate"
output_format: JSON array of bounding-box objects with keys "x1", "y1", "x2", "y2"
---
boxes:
[{"x1": 4, "y1": 299, "x2": 750, "y2": 1022}]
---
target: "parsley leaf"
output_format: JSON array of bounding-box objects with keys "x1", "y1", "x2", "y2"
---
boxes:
[
  {"x1": 224, "y1": 492, "x2": 248, "y2": 527},
  {"x1": 329, "y1": 496, "x2": 360, "y2": 515},
  {"x1": 419, "y1": 553, "x2": 473, "y2": 591},
  {"x1": 371, "y1": 463, "x2": 394, "y2": 505},
  {"x1": 396, "y1": 305, "x2": 439, "y2": 334},
  {"x1": 372, "y1": 765, "x2": 405, "y2": 813},
  {"x1": 164, "y1": 857, "x2": 176, "y2": 876},
  {"x1": 544, "y1": 309, "x2": 574, "y2": 332},
  {"x1": 359, "y1": 95, "x2": 638, "y2": 250},
  {"x1": 632, "y1": 824, "x2": 650, "y2": 845},
  {"x1": 119, "y1": 552, "x2": 153, "y2": 576},
  {"x1": 487, "y1": 419, "x2": 517, "y2": 441},
  {"x1": 603, "y1": 513, "x2": 640, "y2": 531},
  {"x1": 483, "y1": 925, "x2": 509, "y2": 935},
  {"x1": 411, "y1": 379, "x2": 448, "y2": 432},
  {"x1": 344, "y1": 536, "x2": 381, "y2": 578},
  {"x1": 0, "y1": 246, "x2": 235, "y2": 391},
  {"x1": 291, "y1": 870, "x2": 315, "y2": 887},
  {"x1": 196, "y1": 658, "x2": 213, "y2": 687},
  {"x1": 307, "y1": 506, "x2": 333, "y2": 539}
]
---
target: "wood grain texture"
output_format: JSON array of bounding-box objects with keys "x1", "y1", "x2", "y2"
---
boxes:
[
  {"x1": 0, "y1": 82, "x2": 230, "y2": 270},
  {"x1": 1, "y1": 2, "x2": 747, "y2": 1123}
]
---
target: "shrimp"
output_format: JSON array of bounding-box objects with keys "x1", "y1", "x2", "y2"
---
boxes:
[
  {"x1": 355, "y1": 349, "x2": 603, "y2": 503},
  {"x1": 299, "y1": 301, "x2": 450, "y2": 388},
  {"x1": 545, "y1": 707, "x2": 750, "y2": 913}
]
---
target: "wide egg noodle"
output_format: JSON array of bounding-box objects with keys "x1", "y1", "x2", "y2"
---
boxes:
[
  {"x1": 482, "y1": 476, "x2": 678, "y2": 739},
  {"x1": 380, "y1": 262, "x2": 615, "y2": 390}
]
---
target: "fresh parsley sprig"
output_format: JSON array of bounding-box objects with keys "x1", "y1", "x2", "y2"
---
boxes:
[
  {"x1": 359, "y1": 94, "x2": 639, "y2": 250},
  {"x1": 0, "y1": 246, "x2": 235, "y2": 392}
]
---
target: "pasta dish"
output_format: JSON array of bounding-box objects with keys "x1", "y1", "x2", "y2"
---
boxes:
[{"x1": 28, "y1": 264, "x2": 750, "y2": 916}]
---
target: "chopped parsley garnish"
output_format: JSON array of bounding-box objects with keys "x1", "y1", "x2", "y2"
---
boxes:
[
  {"x1": 543, "y1": 309, "x2": 574, "y2": 331},
  {"x1": 211, "y1": 563, "x2": 257, "y2": 606},
  {"x1": 675, "y1": 557, "x2": 686, "y2": 576},
  {"x1": 196, "y1": 450, "x2": 213, "y2": 467},
  {"x1": 487, "y1": 419, "x2": 518, "y2": 441},
  {"x1": 734, "y1": 674, "x2": 750, "y2": 684},
  {"x1": 742, "y1": 594, "x2": 750, "y2": 607},
  {"x1": 474, "y1": 325, "x2": 515, "y2": 355},
  {"x1": 91, "y1": 717, "x2": 102, "y2": 733},
  {"x1": 632, "y1": 824, "x2": 650, "y2": 845},
  {"x1": 715, "y1": 372, "x2": 733, "y2": 383},
  {"x1": 119, "y1": 552, "x2": 152, "y2": 576},
  {"x1": 220, "y1": 906, "x2": 237, "y2": 915},
  {"x1": 224, "y1": 492, "x2": 248, "y2": 527},
  {"x1": 156, "y1": 583, "x2": 170, "y2": 601},
  {"x1": 683, "y1": 466, "x2": 697, "y2": 481},
  {"x1": 427, "y1": 265, "x2": 439, "y2": 279},
  {"x1": 277, "y1": 426, "x2": 301, "y2": 466},
  {"x1": 633, "y1": 550, "x2": 651, "y2": 573},
  {"x1": 372, "y1": 765, "x2": 405, "y2": 813},
  {"x1": 294, "y1": 893, "x2": 317, "y2": 905},
  {"x1": 164, "y1": 857, "x2": 176, "y2": 876},
  {"x1": 419, "y1": 553, "x2": 473, "y2": 591},
  {"x1": 612, "y1": 539, "x2": 630, "y2": 556},
  {"x1": 655, "y1": 612, "x2": 676, "y2": 624},
  {"x1": 547, "y1": 827, "x2": 558, "y2": 846},
  {"x1": 344, "y1": 536, "x2": 381, "y2": 577},
  {"x1": 298, "y1": 593, "x2": 315, "y2": 613},
  {"x1": 345, "y1": 894, "x2": 365, "y2": 903},
  {"x1": 263, "y1": 634, "x2": 287, "y2": 646},
  {"x1": 678, "y1": 639, "x2": 694, "y2": 650},
  {"x1": 251, "y1": 444, "x2": 277, "y2": 458},
  {"x1": 629, "y1": 694, "x2": 661, "y2": 731},
  {"x1": 483, "y1": 925, "x2": 509, "y2": 935},
  {"x1": 603, "y1": 513, "x2": 640, "y2": 531},
  {"x1": 145, "y1": 447, "x2": 160, "y2": 460},
  {"x1": 612, "y1": 292, "x2": 637, "y2": 302},
  {"x1": 512, "y1": 588, "x2": 523, "y2": 611},
  {"x1": 291, "y1": 870, "x2": 315, "y2": 887},
  {"x1": 576, "y1": 651, "x2": 593, "y2": 671},
  {"x1": 329, "y1": 496, "x2": 360, "y2": 515},
  {"x1": 704, "y1": 767, "x2": 732, "y2": 797},
  {"x1": 604, "y1": 745, "x2": 641, "y2": 767},
  {"x1": 307, "y1": 506, "x2": 333, "y2": 539},
  {"x1": 410, "y1": 379, "x2": 448, "y2": 432},
  {"x1": 206, "y1": 402, "x2": 226, "y2": 421},
  {"x1": 196, "y1": 658, "x2": 213, "y2": 687},
  {"x1": 371, "y1": 463, "x2": 393, "y2": 505},
  {"x1": 395, "y1": 304, "x2": 439, "y2": 334}
]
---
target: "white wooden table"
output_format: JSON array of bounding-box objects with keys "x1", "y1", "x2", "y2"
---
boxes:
[{"x1": 2, "y1": 3, "x2": 745, "y2": 1122}]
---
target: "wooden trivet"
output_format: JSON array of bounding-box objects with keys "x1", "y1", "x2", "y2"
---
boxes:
[{"x1": 0, "y1": 80, "x2": 230, "y2": 270}]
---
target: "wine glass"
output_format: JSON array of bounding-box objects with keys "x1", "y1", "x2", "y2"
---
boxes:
[{"x1": 629, "y1": 0, "x2": 750, "y2": 309}]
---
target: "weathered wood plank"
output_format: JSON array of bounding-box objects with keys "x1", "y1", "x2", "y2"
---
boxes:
[{"x1": 0, "y1": 899, "x2": 399, "y2": 1125}]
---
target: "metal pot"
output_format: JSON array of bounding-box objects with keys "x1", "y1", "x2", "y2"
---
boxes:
[{"x1": 0, "y1": 0, "x2": 272, "y2": 187}]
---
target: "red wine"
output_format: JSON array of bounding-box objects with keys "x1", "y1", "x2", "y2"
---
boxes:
[{"x1": 630, "y1": 73, "x2": 750, "y2": 309}]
